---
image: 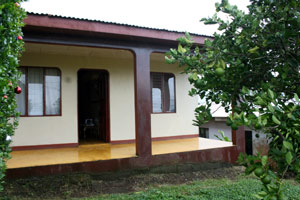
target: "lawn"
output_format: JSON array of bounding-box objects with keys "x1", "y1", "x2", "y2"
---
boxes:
[
  {"x1": 2, "y1": 165, "x2": 300, "y2": 199},
  {"x1": 80, "y1": 178, "x2": 300, "y2": 200}
]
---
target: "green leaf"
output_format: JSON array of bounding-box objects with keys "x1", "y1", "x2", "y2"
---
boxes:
[
  {"x1": 267, "y1": 89, "x2": 275, "y2": 99},
  {"x1": 248, "y1": 46, "x2": 259, "y2": 53},
  {"x1": 207, "y1": 61, "x2": 215, "y2": 68},
  {"x1": 272, "y1": 115, "x2": 281, "y2": 125},
  {"x1": 165, "y1": 56, "x2": 175, "y2": 64},
  {"x1": 267, "y1": 104, "x2": 275, "y2": 113},
  {"x1": 241, "y1": 86, "x2": 249, "y2": 94},
  {"x1": 262, "y1": 155, "x2": 268, "y2": 167},
  {"x1": 203, "y1": 20, "x2": 218, "y2": 25},
  {"x1": 286, "y1": 151, "x2": 293, "y2": 165},
  {"x1": 295, "y1": 93, "x2": 300, "y2": 103},
  {"x1": 220, "y1": 59, "x2": 226, "y2": 68},
  {"x1": 283, "y1": 141, "x2": 293, "y2": 150},
  {"x1": 192, "y1": 73, "x2": 198, "y2": 81},
  {"x1": 178, "y1": 44, "x2": 186, "y2": 54}
]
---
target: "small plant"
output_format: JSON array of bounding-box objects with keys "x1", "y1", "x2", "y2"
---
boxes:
[
  {"x1": 214, "y1": 130, "x2": 231, "y2": 142},
  {"x1": 238, "y1": 154, "x2": 287, "y2": 200}
]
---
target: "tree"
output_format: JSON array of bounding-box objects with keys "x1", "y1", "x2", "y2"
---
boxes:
[
  {"x1": 166, "y1": 0, "x2": 300, "y2": 199},
  {"x1": 0, "y1": 0, "x2": 26, "y2": 191}
]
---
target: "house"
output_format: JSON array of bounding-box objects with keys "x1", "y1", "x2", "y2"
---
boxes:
[
  {"x1": 200, "y1": 103, "x2": 268, "y2": 155},
  {"x1": 6, "y1": 13, "x2": 246, "y2": 178}
]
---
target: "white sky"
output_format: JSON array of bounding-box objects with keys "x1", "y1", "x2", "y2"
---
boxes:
[{"x1": 22, "y1": 0, "x2": 250, "y2": 36}]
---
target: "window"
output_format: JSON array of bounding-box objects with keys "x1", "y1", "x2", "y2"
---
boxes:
[
  {"x1": 16, "y1": 67, "x2": 61, "y2": 116},
  {"x1": 199, "y1": 128, "x2": 209, "y2": 138},
  {"x1": 151, "y1": 72, "x2": 175, "y2": 113}
]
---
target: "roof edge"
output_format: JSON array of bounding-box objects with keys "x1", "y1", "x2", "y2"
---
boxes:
[{"x1": 24, "y1": 12, "x2": 212, "y2": 45}]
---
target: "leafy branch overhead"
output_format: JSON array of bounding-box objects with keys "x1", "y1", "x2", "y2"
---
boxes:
[{"x1": 167, "y1": 0, "x2": 300, "y2": 199}]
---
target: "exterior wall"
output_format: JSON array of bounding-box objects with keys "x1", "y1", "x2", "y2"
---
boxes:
[
  {"x1": 12, "y1": 44, "x2": 136, "y2": 146},
  {"x1": 244, "y1": 127, "x2": 269, "y2": 155},
  {"x1": 150, "y1": 53, "x2": 198, "y2": 138},
  {"x1": 201, "y1": 120, "x2": 268, "y2": 155},
  {"x1": 200, "y1": 120, "x2": 232, "y2": 141},
  {"x1": 11, "y1": 45, "x2": 199, "y2": 147}
]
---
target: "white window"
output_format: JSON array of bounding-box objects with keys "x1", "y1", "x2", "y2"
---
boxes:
[
  {"x1": 16, "y1": 67, "x2": 61, "y2": 116},
  {"x1": 151, "y1": 72, "x2": 175, "y2": 113}
]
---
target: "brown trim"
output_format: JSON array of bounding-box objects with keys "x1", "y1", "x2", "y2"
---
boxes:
[
  {"x1": 19, "y1": 66, "x2": 62, "y2": 117},
  {"x1": 77, "y1": 69, "x2": 111, "y2": 143},
  {"x1": 232, "y1": 129, "x2": 237, "y2": 145},
  {"x1": 111, "y1": 139, "x2": 136, "y2": 145},
  {"x1": 111, "y1": 134, "x2": 199, "y2": 144},
  {"x1": 6, "y1": 145, "x2": 239, "y2": 178},
  {"x1": 25, "y1": 67, "x2": 28, "y2": 116},
  {"x1": 11, "y1": 143, "x2": 78, "y2": 151},
  {"x1": 24, "y1": 14, "x2": 209, "y2": 45},
  {"x1": 105, "y1": 71, "x2": 111, "y2": 143},
  {"x1": 150, "y1": 72, "x2": 176, "y2": 113}
]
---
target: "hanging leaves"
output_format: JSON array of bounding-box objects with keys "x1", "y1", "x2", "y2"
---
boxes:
[{"x1": 0, "y1": 0, "x2": 26, "y2": 192}]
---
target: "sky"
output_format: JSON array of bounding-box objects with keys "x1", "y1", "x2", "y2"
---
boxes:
[{"x1": 21, "y1": 0, "x2": 250, "y2": 36}]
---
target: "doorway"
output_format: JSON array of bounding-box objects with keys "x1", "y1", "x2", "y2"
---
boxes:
[
  {"x1": 78, "y1": 69, "x2": 109, "y2": 144},
  {"x1": 245, "y1": 131, "x2": 253, "y2": 155}
]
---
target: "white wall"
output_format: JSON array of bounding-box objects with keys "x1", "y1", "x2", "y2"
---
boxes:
[
  {"x1": 200, "y1": 120, "x2": 232, "y2": 141},
  {"x1": 201, "y1": 120, "x2": 268, "y2": 155},
  {"x1": 11, "y1": 45, "x2": 199, "y2": 147},
  {"x1": 150, "y1": 54, "x2": 199, "y2": 138},
  {"x1": 12, "y1": 44, "x2": 136, "y2": 146},
  {"x1": 245, "y1": 127, "x2": 268, "y2": 155}
]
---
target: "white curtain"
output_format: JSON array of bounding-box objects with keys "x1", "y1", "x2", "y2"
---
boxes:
[
  {"x1": 167, "y1": 77, "x2": 175, "y2": 112},
  {"x1": 45, "y1": 69, "x2": 60, "y2": 115},
  {"x1": 152, "y1": 88, "x2": 162, "y2": 112},
  {"x1": 16, "y1": 68, "x2": 26, "y2": 115},
  {"x1": 28, "y1": 68, "x2": 43, "y2": 115}
]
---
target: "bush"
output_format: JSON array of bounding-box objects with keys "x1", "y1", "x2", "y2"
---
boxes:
[{"x1": 0, "y1": 0, "x2": 26, "y2": 191}]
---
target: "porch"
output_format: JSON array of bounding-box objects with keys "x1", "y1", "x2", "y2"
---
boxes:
[
  {"x1": 7, "y1": 137, "x2": 233, "y2": 169},
  {"x1": 6, "y1": 14, "x2": 245, "y2": 179}
]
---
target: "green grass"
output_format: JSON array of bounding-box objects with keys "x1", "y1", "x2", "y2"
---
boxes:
[{"x1": 78, "y1": 178, "x2": 300, "y2": 200}]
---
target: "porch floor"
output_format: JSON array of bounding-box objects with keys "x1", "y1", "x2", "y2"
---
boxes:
[{"x1": 7, "y1": 137, "x2": 233, "y2": 169}]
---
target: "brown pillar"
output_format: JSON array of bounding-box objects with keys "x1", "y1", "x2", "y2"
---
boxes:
[
  {"x1": 232, "y1": 126, "x2": 246, "y2": 153},
  {"x1": 133, "y1": 48, "x2": 152, "y2": 157}
]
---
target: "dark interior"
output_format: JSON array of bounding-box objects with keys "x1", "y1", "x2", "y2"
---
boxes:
[
  {"x1": 245, "y1": 131, "x2": 253, "y2": 155},
  {"x1": 78, "y1": 69, "x2": 109, "y2": 144}
]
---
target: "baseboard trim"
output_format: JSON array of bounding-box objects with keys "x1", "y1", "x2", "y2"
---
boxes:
[
  {"x1": 111, "y1": 134, "x2": 199, "y2": 144},
  {"x1": 12, "y1": 143, "x2": 78, "y2": 151}
]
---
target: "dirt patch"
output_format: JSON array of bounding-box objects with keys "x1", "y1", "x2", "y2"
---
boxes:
[{"x1": 1, "y1": 163, "x2": 245, "y2": 199}]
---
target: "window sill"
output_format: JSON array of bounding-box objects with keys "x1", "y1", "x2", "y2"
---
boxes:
[
  {"x1": 151, "y1": 112, "x2": 176, "y2": 114},
  {"x1": 20, "y1": 115, "x2": 62, "y2": 117}
]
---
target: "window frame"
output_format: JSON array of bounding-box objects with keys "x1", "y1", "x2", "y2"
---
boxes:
[
  {"x1": 19, "y1": 66, "x2": 62, "y2": 117},
  {"x1": 150, "y1": 72, "x2": 176, "y2": 114}
]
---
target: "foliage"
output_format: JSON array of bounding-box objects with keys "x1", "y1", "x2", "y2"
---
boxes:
[
  {"x1": 82, "y1": 178, "x2": 300, "y2": 200},
  {"x1": 0, "y1": 0, "x2": 26, "y2": 192},
  {"x1": 215, "y1": 130, "x2": 231, "y2": 142},
  {"x1": 166, "y1": 0, "x2": 300, "y2": 199}
]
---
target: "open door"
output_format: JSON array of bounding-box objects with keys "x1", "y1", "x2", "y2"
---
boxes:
[{"x1": 78, "y1": 69, "x2": 109, "y2": 144}]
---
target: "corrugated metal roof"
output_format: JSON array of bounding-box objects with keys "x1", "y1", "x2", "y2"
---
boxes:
[{"x1": 27, "y1": 12, "x2": 213, "y2": 38}]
